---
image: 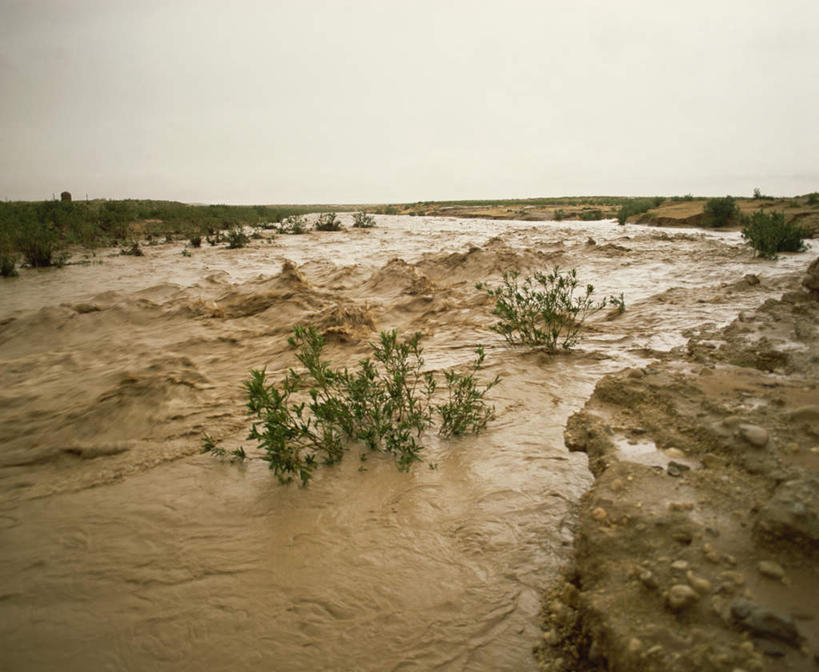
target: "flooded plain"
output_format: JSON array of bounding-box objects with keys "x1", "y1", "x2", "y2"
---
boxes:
[{"x1": 0, "y1": 215, "x2": 814, "y2": 670}]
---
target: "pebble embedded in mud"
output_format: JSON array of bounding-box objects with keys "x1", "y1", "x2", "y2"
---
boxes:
[
  {"x1": 757, "y1": 560, "x2": 785, "y2": 581},
  {"x1": 665, "y1": 584, "x2": 700, "y2": 611},
  {"x1": 686, "y1": 570, "x2": 713, "y2": 595},
  {"x1": 737, "y1": 424, "x2": 769, "y2": 448},
  {"x1": 591, "y1": 507, "x2": 607, "y2": 521}
]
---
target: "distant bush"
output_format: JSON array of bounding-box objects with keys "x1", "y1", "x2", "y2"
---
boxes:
[
  {"x1": 278, "y1": 214, "x2": 309, "y2": 234},
  {"x1": 1, "y1": 252, "x2": 17, "y2": 277},
  {"x1": 120, "y1": 241, "x2": 144, "y2": 256},
  {"x1": 702, "y1": 196, "x2": 739, "y2": 228},
  {"x1": 741, "y1": 211, "x2": 807, "y2": 259},
  {"x1": 807, "y1": 192, "x2": 819, "y2": 206},
  {"x1": 671, "y1": 194, "x2": 695, "y2": 202},
  {"x1": 18, "y1": 218, "x2": 63, "y2": 267},
  {"x1": 478, "y1": 267, "x2": 603, "y2": 352},
  {"x1": 352, "y1": 211, "x2": 376, "y2": 228},
  {"x1": 315, "y1": 212, "x2": 343, "y2": 231},
  {"x1": 225, "y1": 225, "x2": 250, "y2": 248},
  {"x1": 579, "y1": 209, "x2": 604, "y2": 221},
  {"x1": 553, "y1": 209, "x2": 566, "y2": 221},
  {"x1": 189, "y1": 234, "x2": 202, "y2": 248},
  {"x1": 616, "y1": 198, "x2": 661, "y2": 225}
]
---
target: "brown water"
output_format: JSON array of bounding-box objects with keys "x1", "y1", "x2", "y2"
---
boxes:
[{"x1": 1, "y1": 215, "x2": 814, "y2": 670}]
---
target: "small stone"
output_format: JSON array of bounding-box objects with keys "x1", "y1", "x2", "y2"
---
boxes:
[
  {"x1": 669, "y1": 501, "x2": 695, "y2": 512},
  {"x1": 591, "y1": 507, "x2": 607, "y2": 521},
  {"x1": 724, "y1": 554, "x2": 738, "y2": 566},
  {"x1": 671, "y1": 560, "x2": 689, "y2": 571},
  {"x1": 666, "y1": 584, "x2": 700, "y2": 611},
  {"x1": 638, "y1": 568, "x2": 658, "y2": 590},
  {"x1": 739, "y1": 641, "x2": 755, "y2": 654},
  {"x1": 646, "y1": 644, "x2": 664, "y2": 656},
  {"x1": 703, "y1": 543, "x2": 721, "y2": 563},
  {"x1": 731, "y1": 598, "x2": 803, "y2": 646},
  {"x1": 687, "y1": 570, "x2": 713, "y2": 595},
  {"x1": 667, "y1": 461, "x2": 691, "y2": 477},
  {"x1": 737, "y1": 424, "x2": 769, "y2": 448},
  {"x1": 720, "y1": 571, "x2": 745, "y2": 586},
  {"x1": 628, "y1": 637, "x2": 643, "y2": 653},
  {"x1": 610, "y1": 478, "x2": 625, "y2": 492},
  {"x1": 788, "y1": 405, "x2": 819, "y2": 423},
  {"x1": 757, "y1": 561, "x2": 785, "y2": 581},
  {"x1": 785, "y1": 442, "x2": 800, "y2": 454},
  {"x1": 665, "y1": 447, "x2": 686, "y2": 459}
]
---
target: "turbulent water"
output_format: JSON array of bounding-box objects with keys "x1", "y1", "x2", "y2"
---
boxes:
[{"x1": 1, "y1": 215, "x2": 814, "y2": 671}]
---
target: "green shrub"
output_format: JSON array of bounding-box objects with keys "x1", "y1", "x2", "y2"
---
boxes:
[
  {"x1": 616, "y1": 198, "x2": 660, "y2": 225},
  {"x1": 244, "y1": 326, "x2": 498, "y2": 485},
  {"x1": 315, "y1": 212, "x2": 343, "y2": 231},
  {"x1": 278, "y1": 214, "x2": 309, "y2": 234},
  {"x1": 437, "y1": 346, "x2": 499, "y2": 437},
  {"x1": 1, "y1": 253, "x2": 17, "y2": 277},
  {"x1": 702, "y1": 196, "x2": 739, "y2": 228},
  {"x1": 553, "y1": 209, "x2": 566, "y2": 221},
  {"x1": 189, "y1": 234, "x2": 202, "y2": 248},
  {"x1": 741, "y1": 210, "x2": 806, "y2": 259},
  {"x1": 478, "y1": 267, "x2": 601, "y2": 351},
  {"x1": 807, "y1": 192, "x2": 819, "y2": 206},
  {"x1": 120, "y1": 241, "x2": 144, "y2": 256},
  {"x1": 225, "y1": 225, "x2": 249, "y2": 248},
  {"x1": 352, "y1": 211, "x2": 376, "y2": 228},
  {"x1": 579, "y1": 209, "x2": 604, "y2": 221},
  {"x1": 18, "y1": 219, "x2": 63, "y2": 267}
]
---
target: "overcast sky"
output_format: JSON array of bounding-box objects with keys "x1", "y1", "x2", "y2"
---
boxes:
[{"x1": 1, "y1": 0, "x2": 817, "y2": 204}]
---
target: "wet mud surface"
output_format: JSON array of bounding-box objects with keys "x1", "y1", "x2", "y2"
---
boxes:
[
  {"x1": 0, "y1": 214, "x2": 815, "y2": 670},
  {"x1": 539, "y1": 259, "x2": 819, "y2": 671}
]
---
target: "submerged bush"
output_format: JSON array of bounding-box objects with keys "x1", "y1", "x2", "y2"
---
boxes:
[
  {"x1": 702, "y1": 196, "x2": 739, "y2": 228},
  {"x1": 352, "y1": 211, "x2": 376, "y2": 228},
  {"x1": 1, "y1": 253, "x2": 17, "y2": 277},
  {"x1": 225, "y1": 225, "x2": 250, "y2": 248},
  {"x1": 120, "y1": 241, "x2": 144, "y2": 256},
  {"x1": 741, "y1": 211, "x2": 807, "y2": 259},
  {"x1": 314, "y1": 212, "x2": 343, "y2": 231},
  {"x1": 277, "y1": 214, "x2": 309, "y2": 234},
  {"x1": 437, "y1": 346, "x2": 499, "y2": 437},
  {"x1": 478, "y1": 267, "x2": 603, "y2": 352},
  {"x1": 244, "y1": 326, "x2": 498, "y2": 485}
]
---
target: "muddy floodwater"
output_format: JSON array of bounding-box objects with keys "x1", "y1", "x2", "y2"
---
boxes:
[{"x1": 1, "y1": 215, "x2": 814, "y2": 671}]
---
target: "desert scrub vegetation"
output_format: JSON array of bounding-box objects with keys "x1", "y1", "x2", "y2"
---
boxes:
[
  {"x1": 314, "y1": 212, "x2": 343, "y2": 231},
  {"x1": 352, "y1": 211, "x2": 376, "y2": 228},
  {"x1": 225, "y1": 225, "x2": 250, "y2": 248},
  {"x1": 478, "y1": 267, "x2": 605, "y2": 351},
  {"x1": 277, "y1": 214, "x2": 309, "y2": 234},
  {"x1": 702, "y1": 196, "x2": 740, "y2": 228},
  {"x1": 741, "y1": 210, "x2": 807, "y2": 259},
  {"x1": 0, "y1": 199, "x2": 348, "y2": 268},
  {"x1": 616, "y1": 197, "x2": 664, "y2": 225},
  {"x1": 243, "y1": 326, "x2": 498, "y2": 485},
  {"x1": 437, "y1": 346, "x2": 499, "y2": 437}
]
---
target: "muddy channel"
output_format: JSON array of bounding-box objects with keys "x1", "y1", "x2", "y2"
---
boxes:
[{"x1": 0, "y1": 215, "x2": 814, "y2": 671}]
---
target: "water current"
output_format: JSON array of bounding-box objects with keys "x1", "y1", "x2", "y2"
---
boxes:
[{"x1": 1, "y1": 215, "x2": 814, "y2": 670}]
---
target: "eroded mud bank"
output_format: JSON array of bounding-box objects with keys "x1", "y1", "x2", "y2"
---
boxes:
[
  {"x1": 0, "y1": 214, "x2": 814, "y2": 670},
  {"x1": 539, "y1": 260, "x2": 819, "y2": 672}
]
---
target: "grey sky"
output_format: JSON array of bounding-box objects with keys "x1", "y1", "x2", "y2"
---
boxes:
[{"x1": 1, "y1": 0, "x2": 817, "y2": 203}]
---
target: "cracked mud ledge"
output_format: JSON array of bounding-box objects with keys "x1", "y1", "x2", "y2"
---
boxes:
[{"x1": 537, "y1": 258, "x2": 819, "y2": 672}]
